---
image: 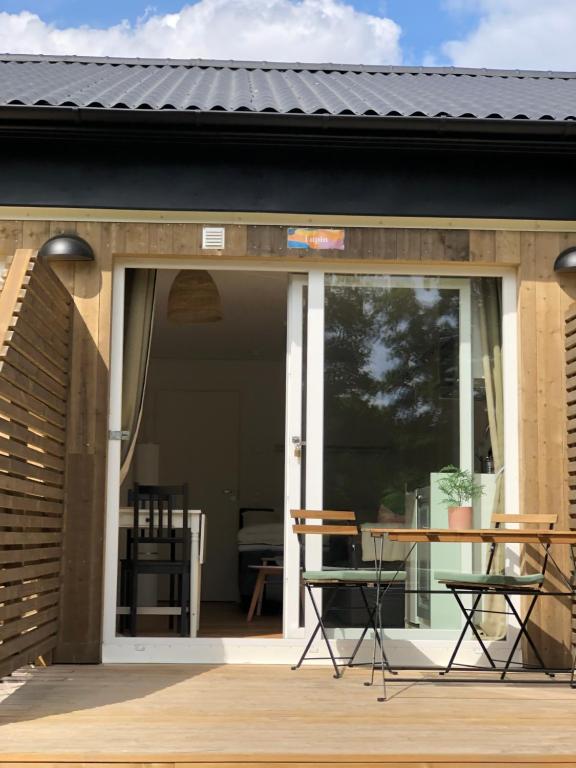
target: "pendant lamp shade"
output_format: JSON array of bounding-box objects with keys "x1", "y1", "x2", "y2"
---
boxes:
[{"x1": 167, "y1": 270, "x2": 222, "y2": 324}]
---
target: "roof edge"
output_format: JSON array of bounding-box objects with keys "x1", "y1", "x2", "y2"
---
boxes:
[
  {"x1": 3, "y1": 103, "x2": 576, "y2": 146},
  {"x1": 1, "y1": 53, "x2": 576, "y2": 79}
]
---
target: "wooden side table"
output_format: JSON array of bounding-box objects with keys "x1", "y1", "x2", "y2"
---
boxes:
[{"x1": 246, "y1": 564, "x2": 283, "y2": 622}]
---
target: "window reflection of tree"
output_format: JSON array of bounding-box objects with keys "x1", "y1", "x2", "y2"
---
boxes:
[{"x1": 323, "y1": 285, "x2": 460, "y2": 527}]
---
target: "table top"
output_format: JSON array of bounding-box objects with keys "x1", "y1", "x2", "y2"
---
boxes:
[
  {"x1": 367, "y1": 527, "x2": 576, "y2": 544},
  {"x1": 118, "y1": 507, "x2": 202, "y2": 528}
]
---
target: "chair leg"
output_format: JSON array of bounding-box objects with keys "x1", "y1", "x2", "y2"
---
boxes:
[
  {"x1": 178, "y1": 573, "x2": 190, "y2": 637},
  {"x1": 500, "y1": 593, "x2": 546, "y2": 679},
  {"x1": 129, "y1": 569, "x2": 138, "y2": 637},
  {"x1": 292, "y1": 590, "x2": 323, "y2": 671},
  {"x1": 307, "y1": 585, "x2": 342, "y2": 678},
  {"x1": 176, "y1": 573, "x2": 183, "y2": 634},
  {"x1": 180, "y1": 569, "x2": 190, "y2": 637},
  {"x1": 442, "y1": 590, "x2": 496, "y2": 674},
  {"x1": 292, "y1": 584, "x2": 341, "y2": 677},
  {"x1": 119, "y1": 564, "x2": 126, "y2": 635},
  {"x1": 169, "y1": 540, "x2": 176, "y2": 632},
  {"x1": 169, "y1": 574, "x2": 175, "y2": 632},
  {"x1": 348, "y1": 586, "x2": 395, "y2": 674}
]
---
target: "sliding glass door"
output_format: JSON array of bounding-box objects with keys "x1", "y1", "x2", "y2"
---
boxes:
[{"x1": 285, "y1": 272, "x2": 505, "y2": 639}]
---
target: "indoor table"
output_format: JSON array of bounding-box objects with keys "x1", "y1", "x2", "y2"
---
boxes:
[{"x1": 117, "y1": 507, "x2": 205, "y2": 637}]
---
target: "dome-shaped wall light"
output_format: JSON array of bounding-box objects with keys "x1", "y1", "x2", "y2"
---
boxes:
[
  {"x1": 554, "y1": 247, "x2": 576, "y2": 274},
  {"x1": 38, "y1": 234, "x2": 95, "y2": 262},
  {"x1": 167, "y1": 270, "x2": 222, "y2": 324}
]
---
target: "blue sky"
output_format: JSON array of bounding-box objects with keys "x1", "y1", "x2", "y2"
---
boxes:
[
  {"x1": 0, "y1": 1, "x2": 480, "y2": 64},
  {"x1": 0, "y1": 1, "x2": 575, "y2": 71}
]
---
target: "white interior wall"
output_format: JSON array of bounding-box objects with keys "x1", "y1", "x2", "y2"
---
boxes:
[
  {"x1": 131, "y1": 357, "x2": 285, "y2": 601},
  {"x1": 141, "y1": 358, "x2": 285, "y2": 511}
]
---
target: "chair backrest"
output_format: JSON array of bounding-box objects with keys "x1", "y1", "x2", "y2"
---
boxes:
[
  {"x1": 486, "y1": 512, "x2": 558, "y2": 576},
  {"x1": 131, "y1": 483, "x2": 190, "y2": 560},
  {"x1": 290, "y1": 509, "x2": 358, "y2": 536},
  {"x1": 491, "y1": 513, "x2": 557, "y2": 529}
]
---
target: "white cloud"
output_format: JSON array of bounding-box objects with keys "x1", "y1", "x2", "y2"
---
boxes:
[
  {"x1": 443, "y1": 0, "x2": 576, "y2": 70},
  {"x1": 0, "y1": 0, "x2": 402, "y2": 64}
]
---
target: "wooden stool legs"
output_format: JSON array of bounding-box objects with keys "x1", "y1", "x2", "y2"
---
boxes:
[
  {"x1": 246, "y1": 565, "x2": 283, "y2": 622},
  {"x1": 247, "y1": 569, "x2": 267, "y2": 622}
]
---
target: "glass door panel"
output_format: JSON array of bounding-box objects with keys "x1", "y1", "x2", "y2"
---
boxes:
[
  {"x1": 322, "y1": 274, "x2": 474, "y2": 631},
  {"x1": 285, "y1": 271, "x2": 504, "y2": 640}
]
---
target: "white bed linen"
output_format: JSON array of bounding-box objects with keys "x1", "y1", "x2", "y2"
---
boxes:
[{"x1": 237, "y1": 522, "x2": 284, "y2": 547}]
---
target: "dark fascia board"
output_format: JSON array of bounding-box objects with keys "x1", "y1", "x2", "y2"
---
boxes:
[{"x1": 2, "y1": 103, "x2": 576, "y2": 141}]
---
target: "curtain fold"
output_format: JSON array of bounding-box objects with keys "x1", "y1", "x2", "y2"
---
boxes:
[
  {"x1": 120, "y1": 269, "x2": 157, "y2": 484},
  {"x1": 476, "y1": 278, "x2": 506, "y2": 638}
]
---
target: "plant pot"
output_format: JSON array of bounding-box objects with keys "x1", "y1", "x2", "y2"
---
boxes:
[{"x1": 448, "y1": 506, "x2": 473, "y2": 529}]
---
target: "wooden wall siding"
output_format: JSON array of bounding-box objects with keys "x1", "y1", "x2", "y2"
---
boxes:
[
  {"x1": 0, "y1": 222, "x2": 524, "y2": 265},
  {"x1": 244, "y1": 226, "x2": 473, "y2": 261},
  {"x1": 0, "y1": 219, "x2": 570, "y2": 664},
  {"x1": 0, "y1": 249, "x2": 72, "y2": 678},
  {"x1": 518, "y1": 232, "x2": 576, "y2": 667}
]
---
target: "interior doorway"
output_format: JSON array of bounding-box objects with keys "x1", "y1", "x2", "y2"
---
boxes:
[{"x1": 118, "y1": 269, "x2": 288, "y2": 639}]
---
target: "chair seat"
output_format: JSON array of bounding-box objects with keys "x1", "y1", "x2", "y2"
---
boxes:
[
  {"x1": 302, "y1": 569, "x2": 406, "y2": 584},
  {"x1": 435, "y1": 570, "x2": 544, "y2": 588}
]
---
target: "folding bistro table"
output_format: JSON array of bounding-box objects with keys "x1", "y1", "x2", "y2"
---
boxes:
[{"x1": 366, "y1": 527, "x2": 576, "y2": 701}]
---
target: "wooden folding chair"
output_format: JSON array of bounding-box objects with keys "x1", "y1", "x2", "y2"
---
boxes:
[
  {"x1": 291, "y1": 509, "x2": 405, "y2": 678},
  {"x1": 436, "y1": 512, "x2": 557, "y2": 679}
]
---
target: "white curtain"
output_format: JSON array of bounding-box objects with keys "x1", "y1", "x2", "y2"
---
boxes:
[
  {"x1": 476, "y1": 278, "x2": 506, "y2": 638},
  {"x1": 120, "y1": 269, "x2": 157, "y2": 484}
]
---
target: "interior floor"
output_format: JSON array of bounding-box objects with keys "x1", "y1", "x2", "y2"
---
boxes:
[
  {"x1": 198, "y1": 601, "x2": 282, "y2": 638},
  {"x1": 117, "y1": 601, "x2": 282, "y2": 639}
]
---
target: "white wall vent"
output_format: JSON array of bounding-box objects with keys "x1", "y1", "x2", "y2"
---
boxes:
[{"x1": 202, "y1": 226, "x2": 226, "y2": 250}]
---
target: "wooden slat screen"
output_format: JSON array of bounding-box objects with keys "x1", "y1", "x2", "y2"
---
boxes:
[
  {"x1": 0, "y1": 249, "x2": 71, "y2": 678},
  {"x1": 566, "y1": 302, "x2": 576, "y2": 657}
]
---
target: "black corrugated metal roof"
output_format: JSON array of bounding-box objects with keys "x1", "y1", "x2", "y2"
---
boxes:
[{"x1": 2, "y1": 54, "x2": 576, "y2": 122}]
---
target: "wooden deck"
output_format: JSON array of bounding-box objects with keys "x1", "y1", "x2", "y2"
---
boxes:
[{"x1": 1, "y1": 664, "x2": 576, "y2": 767}]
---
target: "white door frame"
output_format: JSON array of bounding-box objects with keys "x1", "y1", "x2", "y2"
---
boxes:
[
  {"x1": 283, "y1": 274, "x2": 305, "y2": 638},
  {"x1": 101, "y1": 260, "x2": 519, "y2": 664}
]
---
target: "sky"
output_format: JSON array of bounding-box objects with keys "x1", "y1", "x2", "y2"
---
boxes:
[{"x1": 0, "y1": 0, "x2": 575, "y2": 69}]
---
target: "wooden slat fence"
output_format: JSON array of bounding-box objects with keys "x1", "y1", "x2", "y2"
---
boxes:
[
  {"x1": 0, "y1": 249, "x2": 72, "y2": 678},
  {"x1": 566, "y1": 303, "x2": 576, "y2": 654}
]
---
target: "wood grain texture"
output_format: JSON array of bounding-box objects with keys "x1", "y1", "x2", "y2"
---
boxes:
[
  {"x1": 2, "y1": 665, "x2": 576, "y2": 762},
  {"x1": 51, "y1": 221, "x2": 110, "y2": 664},
  {"x1": 0, "y1": 219, "x2": 569, "y2": 667},
  {"x1": 519, "y1": 232, "x2": 575, "y2": 667},
  {"x1": 247, "y1": 226, "x2": 470, "y2": 263},
  {"x1": 0, "y1": 249, "x2": 71, "y2": 679}
]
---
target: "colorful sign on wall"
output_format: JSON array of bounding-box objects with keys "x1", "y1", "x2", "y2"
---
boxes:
[{"x1": 287, "y1": 228, "x2": 345, "y2": 250}]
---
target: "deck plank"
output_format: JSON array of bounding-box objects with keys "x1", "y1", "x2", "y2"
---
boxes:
[{"x1": 0, "y1": 665, "x2": 576, "y2": 765}]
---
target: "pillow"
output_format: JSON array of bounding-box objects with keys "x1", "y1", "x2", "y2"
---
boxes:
[{"x1": 242, "y1": 508, "x2": 282, "y2": 527}]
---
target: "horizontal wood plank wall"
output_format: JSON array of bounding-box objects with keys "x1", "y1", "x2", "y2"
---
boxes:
[
  {"x1": 0, "y1": 220, "x2": 572, "y2": 664},
  {"x1": 0, "y1": 248, "x2": 72, "y2": 678}
]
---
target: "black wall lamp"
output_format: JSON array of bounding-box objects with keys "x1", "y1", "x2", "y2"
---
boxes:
[
  {"x1": 38, "y1": 234, "x2": 95, "y2": 262},
  {"x1": 554, "y1": 247, "x2": 576, "y2": 274}
]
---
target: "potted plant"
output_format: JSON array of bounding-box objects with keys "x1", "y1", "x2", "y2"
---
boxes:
[{"x1": 437, "y1": 465, "x2": 484, "y2": 529}]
